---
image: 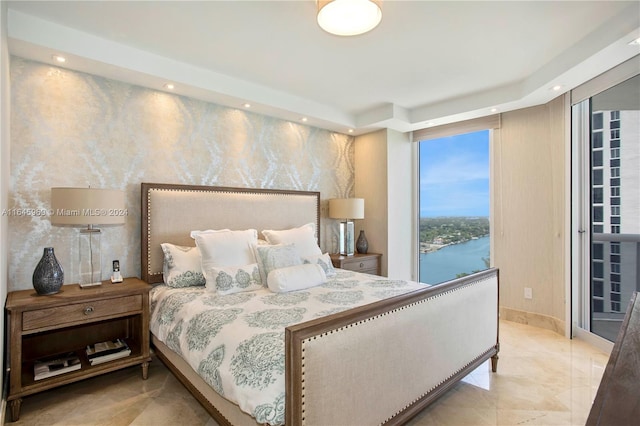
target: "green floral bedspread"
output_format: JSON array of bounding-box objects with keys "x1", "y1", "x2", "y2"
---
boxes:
[{"x1": 150, "y1": 270, "x2": 426, "y2": 425}]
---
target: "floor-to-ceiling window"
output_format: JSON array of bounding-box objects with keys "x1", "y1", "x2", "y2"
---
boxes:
[
  {"x1": 417, "y1": 130, "x2": 491, "y2": 284},
  {"x1": 572, "y1": 64, "x2": 640, "y2": 344}
]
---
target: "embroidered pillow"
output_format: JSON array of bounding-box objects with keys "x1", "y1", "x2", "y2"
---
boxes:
[
  {"x1": 160, "y1": 243, "x2": 205, "y2": 288},
  {"x1": 302, "y1": 253, "x2": 337, "y2": 277},
  {"x1": 254, "y1": 244, "x2": 302, "y2": 285},
  {"x1": 262, "y1": 223, "x2": 322, "y2": 258},
  {"x1": 192, "y1": 229, "x2": 258, "y2": 285},
  {"x1": 267, "y1": 264, "x2": 327, "y2": 293},
  {"x1": 205, "y1": 263, "x2": 262, "y2": 295}
]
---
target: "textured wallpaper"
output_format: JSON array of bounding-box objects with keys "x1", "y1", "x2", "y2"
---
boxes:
[{"x1": 8, "y1": 57, "x2": 354, "y2": 291}]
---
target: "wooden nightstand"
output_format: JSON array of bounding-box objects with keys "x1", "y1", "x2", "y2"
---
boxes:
[
  {"x1": 329, "y1": 253, "x2": 382, "y2": 276},
  {"x1": 5, "y1": 277, "x2": 151, "y2": 421}
]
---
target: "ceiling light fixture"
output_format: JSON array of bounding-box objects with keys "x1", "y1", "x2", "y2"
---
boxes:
[
  {"x1": 628, "y1": 37, "x2": 640, "y2": 45},
  {"x1": 163, "y1": 83, "x2": 175, "y2": 90},
  {"x1": 52, "y1": 54, "x2": 66, "y2": 63},
  {"x1": 317, "y1": 0, "x2": 382, "y2": 36},
  {"x1": 243, "y1": 103, "x2": 251, "y2": 108},
  {"x1": 301, "y1": 117, "x2": 308, "y2": 122}
]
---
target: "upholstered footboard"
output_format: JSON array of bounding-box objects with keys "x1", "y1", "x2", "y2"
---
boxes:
[{"x1": 285, "y1": 268, "x2": 499, "y2": 425}]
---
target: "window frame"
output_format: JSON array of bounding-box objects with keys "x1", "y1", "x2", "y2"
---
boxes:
[{"x1": 412, "y1": 115, "x2": 499, "y2": 284}]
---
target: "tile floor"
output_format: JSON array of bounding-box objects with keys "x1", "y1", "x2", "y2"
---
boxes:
[{"x1": 7, "y1": 320, "x2": 609, "y2": 425}]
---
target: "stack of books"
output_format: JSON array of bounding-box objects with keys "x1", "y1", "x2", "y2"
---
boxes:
[
  {"x1": 86, "y1": 338, "x2": 131, "y2": 366},
  {"x1": 34, "y1": 352, "x2": 81, "y2": 381}
]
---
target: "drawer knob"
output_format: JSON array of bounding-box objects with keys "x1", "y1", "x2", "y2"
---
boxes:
[{"x1": 83, "y1": 306, "x2": 94, "y2": 315}]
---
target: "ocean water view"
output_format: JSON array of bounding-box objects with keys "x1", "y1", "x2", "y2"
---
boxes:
[{"x1": 419, "y1": 236, "x2": 490, "y2": 284}]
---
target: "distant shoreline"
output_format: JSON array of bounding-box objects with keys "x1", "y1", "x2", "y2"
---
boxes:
[
  {"x1": 420, "y1": 234, "x2": 489, "y2": 254},
  {"x1": 419, "y1": 216, "x2": 490, "y2": 255}
]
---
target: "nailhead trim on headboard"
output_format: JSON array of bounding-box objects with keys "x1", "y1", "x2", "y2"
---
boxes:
[{"x1": 142, "y1": 183, "x2": 321, "y2": 283}]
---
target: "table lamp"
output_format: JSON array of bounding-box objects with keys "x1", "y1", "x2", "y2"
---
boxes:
[
  {"x1": 50, "y1": 187, "x2": 126, "y2": 287},
  {"x1": 329, "y1": 198, "x2": 364, "y2": 256}
]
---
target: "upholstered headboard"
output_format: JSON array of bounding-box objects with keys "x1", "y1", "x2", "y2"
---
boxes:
[{"x1": 141, "y1": 183, "x2": 320, "y2": 284}]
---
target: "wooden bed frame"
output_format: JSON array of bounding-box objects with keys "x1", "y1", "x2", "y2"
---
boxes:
[{"x1": 141, "y1": 182, "x2": 499, "y2": 425}]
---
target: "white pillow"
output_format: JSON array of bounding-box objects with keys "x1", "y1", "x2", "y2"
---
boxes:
[
  {"x1": 160, "y1": 243, "x2": 205, "y2": 288},
  {"x1": 192, "y1": 229, "x2": 258, "y2": 285},
  {"x1": 190, "y1": 229, "x2": 230, "y2": 238},
  {"x1": 262, "y1": 223, "x2": 322, "y2": 258},
  {"x1": 254, "y1": 244, "x2": 302, "y2": 285},
  {"x1": 205, "y1": 263, "x2": 262, "y2": 295},
  {"x1": 302, "y1": 253, "x2": 337, "y2": 277},
  {"x1": 267, "y1": 264, "x2": 327, "y2": 293}
]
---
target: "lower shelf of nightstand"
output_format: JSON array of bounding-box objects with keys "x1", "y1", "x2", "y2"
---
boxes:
[{"x1": 17, "y1": 340, "x2": 148, "y2": 397}]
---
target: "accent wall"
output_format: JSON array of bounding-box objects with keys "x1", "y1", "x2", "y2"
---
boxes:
[{"x1": 8, "y1": 57, "x2": 354, "y2": 291}]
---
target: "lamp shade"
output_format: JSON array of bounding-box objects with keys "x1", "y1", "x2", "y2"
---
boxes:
[
  {"x1": 50, "y1": 188, "x2": 126, "y2": 226},
  {"x1": 317, "y1": 0, "x2": 382, "y2": 36},
  {"x1": 329, "y1": 198, "x2": 364, "y2": 220}
]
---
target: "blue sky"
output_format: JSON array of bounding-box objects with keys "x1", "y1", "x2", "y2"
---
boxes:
[{"x1": 419, "y1": 130, "x2": 489, "y2": 217}]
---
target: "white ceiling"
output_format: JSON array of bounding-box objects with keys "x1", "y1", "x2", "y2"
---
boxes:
[{"x1": 6, "y1": 0, "x2": 640, "y2": 135}]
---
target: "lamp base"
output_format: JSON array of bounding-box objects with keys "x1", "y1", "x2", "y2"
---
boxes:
[
  {"x1": 79, "y1": 227, "x2": 102, "y2": 287},
  {"x1": 79, "y1": 281, "x2": 102, "y2": 289},
  {"x1": 339, "y1": 220, "x2": 355, "y2": 256}
]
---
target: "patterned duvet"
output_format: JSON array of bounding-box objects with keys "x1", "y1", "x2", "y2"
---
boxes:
[{"x1": 150, "y1": 269, "x2": 427, "y2": 425}]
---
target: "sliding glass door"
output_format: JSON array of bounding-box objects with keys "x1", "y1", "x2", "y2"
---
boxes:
[{"x1": 572, "y1": 73, "x2": 640, "y2": 342}]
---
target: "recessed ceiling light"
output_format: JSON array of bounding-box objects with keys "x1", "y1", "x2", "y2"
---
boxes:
[
  {"x1": 490, "y1": 108, "x2": 498, "y2": 113},
  {"x1": 243, "y1": 103, "x2": 251, "y2": 108},
  {"x1": 301, "y1": 117, "x2": 308, "y2": 122},
  {"x1": 348, "y1": 129, "x2": 354, "y2": 133},
  {"x1": 628, "y1": 37, "x2": 640, "y2": 45},
  {"x1": 52, "y1": 55, "x2": 66, "y2": 63},
  {"x1": 551, "y1": 84, "x2": 563, "y2": 91},
  {"x1": 163, "y1": 83, "x2": 175, "y2": 90}
]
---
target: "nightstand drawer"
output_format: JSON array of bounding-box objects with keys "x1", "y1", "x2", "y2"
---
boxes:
[
  {"x1": 22, "y1": 295, "x2": 142, "y2": 331},
  {"x1": 330, "y1": 253, "x2": 381, "y2": 276},
  {"x1": 343, "y1": 258, "x2": 378, "y2": 272}
]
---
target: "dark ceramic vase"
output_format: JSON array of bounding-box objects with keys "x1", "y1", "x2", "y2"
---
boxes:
[
  {"x1": 356, "y1": 230, "x2": 369, "y2": 254},
  {"x1": 32, "y1": 247, "x2": 64, "y2": 295}
]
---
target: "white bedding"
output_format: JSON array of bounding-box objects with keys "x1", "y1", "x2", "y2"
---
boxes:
[{"x1": 150, "y1": 269, "x2": 427, "y2": 425}]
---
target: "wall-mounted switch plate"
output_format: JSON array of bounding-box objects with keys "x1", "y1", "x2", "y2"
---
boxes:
[{"x1": 524, "y1": 287, "x2": 533, "y2": 299}]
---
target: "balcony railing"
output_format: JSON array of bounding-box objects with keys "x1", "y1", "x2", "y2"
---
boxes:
[{"x1": 590, "y1": 233, "x2": 640, "y2": 341}]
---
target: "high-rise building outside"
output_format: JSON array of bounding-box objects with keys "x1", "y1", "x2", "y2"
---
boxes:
[{"x1": 590, "y1": 107, "x2": 640, "y2": 341}]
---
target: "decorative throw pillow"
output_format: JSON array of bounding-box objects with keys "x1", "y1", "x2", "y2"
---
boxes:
[
  {"x1": 160, "y1": 243, "x2": 205, "y2": 288},
  {"x1": 192, "y1": 229, "x2": 258, "y2": 285},
  {"x1": 267, "y1": 264, "x2": 327, "y2": 293},
  {"x1": 254, "y1": 244, "x2": 302, "y2": 285},
  {"x1": 205, "y1": 263, "x2": 262, "y2": 295},
  {"x1": 302, "y1": 253, "x2": 337, "y2": 277},
  {"x1": 262, "y1": 223, "x2": 322, "y2": 258}
]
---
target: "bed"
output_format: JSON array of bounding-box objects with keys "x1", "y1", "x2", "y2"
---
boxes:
[{"x1": 141, "y1": 182, "x2": 499, "y2": 425}]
